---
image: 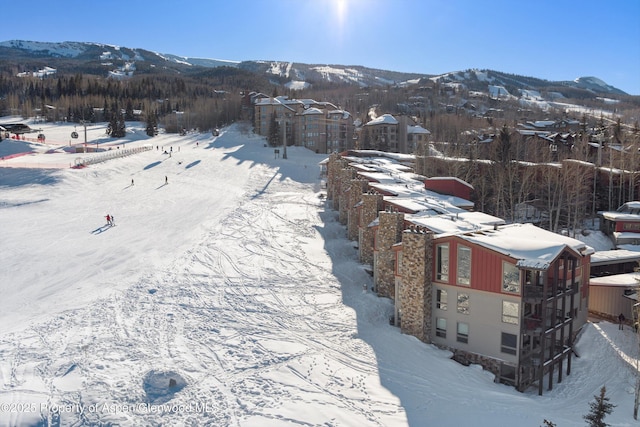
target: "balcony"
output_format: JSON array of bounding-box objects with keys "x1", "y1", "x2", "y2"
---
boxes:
[
  {"x1": 523, "y1": 285, "x2": 544, "y2": 302},
  {"x1": 523, "y1": 282, "x2": 578, "y2": 303},
  {"x1": 523, "y1": 315, "x2": 543, "y2": 332},
  {"x1": 523, "y1": 309, "x2": 572, "y2": 333}
]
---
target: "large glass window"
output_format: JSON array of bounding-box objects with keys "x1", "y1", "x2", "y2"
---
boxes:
[
  {"x1": 501, "y1": 332, "x2": 517, "y2": 355},
  {"x1": 457, "y1": 293, "x2": 469, "y2": 315},
  {"x1": 502, "y1": 261, "x2": 520, "y2": 294},
  {"x1": 457, "y1": 245, "x2": 471, "y2": 285},
  {"x1": 457, "y1": 322, "x2": 469, "y2": 343},
  {"x1": 502, "y1": 301, "x2": 519, "y2": 325},
  {"x1": 436, "y1": 317, "x2": 447, "y2": 338},
  {"x1": 436, "y1": 289, "x2": 447, "y2": 310},
  {"x1": 436, "y1": 244, "x2": 449, "y2": 282}
]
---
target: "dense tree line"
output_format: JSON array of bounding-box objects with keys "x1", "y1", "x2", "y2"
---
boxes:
[{"x1": 0, "y1": 66, "x2": 270, "y2": 136}]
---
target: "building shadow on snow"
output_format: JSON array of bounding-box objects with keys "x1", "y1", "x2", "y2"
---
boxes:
[
  {"x1": 0, "y1": 168, "x2": 61, "y2": 188},
  {"x1": 209, "y1": 123, "x2": 327, "y2": 186},
  {"x1": 314, "y1": 204, "x2": 424, "y2": 426}
]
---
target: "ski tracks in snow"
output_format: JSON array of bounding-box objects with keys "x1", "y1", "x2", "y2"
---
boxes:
[{"x1": 0, "y1": 162, "x2": 401, "y2": 426}]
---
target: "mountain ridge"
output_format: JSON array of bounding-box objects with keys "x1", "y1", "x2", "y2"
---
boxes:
[{"x1": 0, "y1": 39, "x2": 629, "y2": 96}]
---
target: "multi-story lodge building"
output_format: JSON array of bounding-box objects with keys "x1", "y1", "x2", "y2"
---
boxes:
[
  {"x1": 252, "y1": 97, "x2": 429, "y2": 155},
  {"x1": 326, "y1": 150, "x2": 593, "y2": 395},
  {"x1": 253, "y1": 96, "x2": 355, "y2": 154},
  {"x1": 360, "y1": 114, "x2": 431, "y2": 153}
]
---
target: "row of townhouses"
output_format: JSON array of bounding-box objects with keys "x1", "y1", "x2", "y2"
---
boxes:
[
  {"x1": 250, "y1": 94, "x2": 430, "y2": 154},
  {"x1": 324, "y1": 150, "x2": 594, "y2": 395}
]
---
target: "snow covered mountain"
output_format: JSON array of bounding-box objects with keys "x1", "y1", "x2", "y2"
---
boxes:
[
  {"x1": 430, "y1": 68, "x2": 629, "y2": 96},
  {"x1": 0, "y1": 39, "x2": 629, "y2": 95}
]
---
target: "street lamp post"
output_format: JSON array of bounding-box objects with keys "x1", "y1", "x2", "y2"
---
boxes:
[
  {"x1": 283, "y1": 120, "x2": 288, "y2": 159},
  {"x1": 278, "y1": 118, "x2": 288, "y2": 159}
]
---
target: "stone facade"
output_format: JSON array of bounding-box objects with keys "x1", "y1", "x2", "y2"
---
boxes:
[
  {"x1": 347, "y1": 179, "x2": 369, "y2": 241},
  {"x1": 359, "y1": 193, "x2": 384, "y2": 264},
  {"x1": 326, "y1": 154, "x2": 348, "y2": 209},
  {"x1": 338, "y1": 168, "x2": 357, "y2": 225},
  {"x1": 399, "y1": 229, "x2": 433, "y2": 342},
  {"x1": 375, "y1": 211, "x2": 405, "y2": 299}
]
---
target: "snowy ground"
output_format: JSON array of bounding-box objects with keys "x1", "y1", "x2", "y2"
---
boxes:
[{"x1": 0, "y1": 120, "x2": 639, "y2": 426}]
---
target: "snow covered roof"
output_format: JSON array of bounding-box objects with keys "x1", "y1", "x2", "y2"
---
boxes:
[
  {"x1": 388, "y1": 195, "x2": 461, "y2": 215},
  {"x1": 529, "y1": 120, "x2": 556, "y2": 128},
  {"x1": 301, "y1": 107, "x2": 323, "y2": 116},
  {"x1": 589, "y1": 272, "x2": 640, "y2": 288},
  {"x1": 598, "y1": 202, "x2": 640, "y2": 221},
  {"x1": 613, "y1": 232, "x2": 640, "y2": 241},
  {"x1": 458, "y1": 223, "x2": 593, "y2": 270},
  {"x1": 590, "y1": 249, "x2": 640, "y2": 266},
  {"x1": 517, "y1": 128, "x2": 552, "y2": 136},
  {"x1": 406, "y1": 211, "x2": 504, "y2": 235},
  {"x1": 328, "y1": 109, "x2": 352, "y2": 120},
  {"x1": 367, "y1": 182, "x2": 473, "y2": 209},
  {"x1": 342, "y1": 150, "x2": 415, "y2": 165},
  {"x1": 407, "y1": 125, "x2": 430, "y2": 135},
  {"x1": 365, "y1": 114, "x2": 398, "y2": 126},
  {"x1": 255, "y1": 96, "x2": 301, "y2": 110}
]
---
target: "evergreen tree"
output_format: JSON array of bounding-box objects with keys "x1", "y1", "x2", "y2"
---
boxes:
[
  {"x1": 125, "y1": 100, "x2": 135, "y2": 121},
  {"x1": 145, "y1": 111, "x2": 157, "y2": 137},
  {"x1": 584, "y1": 386, "x2": 615, "y2": 427},
  {"x1": 102, "y1": 99, "x2": 110, "y2": 123},
  {"x1": 116, "y1": 111, "x2": 126, "y2": 137},
  {"x1": 107, "y1": 101, "x2": 126, "y2": 138}
]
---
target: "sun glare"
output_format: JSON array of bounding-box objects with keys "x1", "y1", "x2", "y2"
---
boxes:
[{"x1": 334, "y1": 0, "x2": 347, "y2": 26}]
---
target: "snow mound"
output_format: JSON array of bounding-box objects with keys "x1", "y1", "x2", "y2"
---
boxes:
[{"x1": 142, "y1": 370, "x2": 187, "y2": 404}]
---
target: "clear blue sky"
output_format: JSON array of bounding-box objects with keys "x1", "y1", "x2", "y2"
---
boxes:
[{"x1": 1, "y1": 0, "x2": 638, "y2": 95}]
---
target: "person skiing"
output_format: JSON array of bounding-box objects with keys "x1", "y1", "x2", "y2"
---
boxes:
[
  {"x1": 165, "y1": 176, "x2": 168, "y2": 184},
  {"x1": 106, "y1": 214, "x2": 111, "y2": 225},
  {"x1": 110, "y1": 214, "x2": 115, "y2": 225},
  {"x1": 131, "y1": 178, "x2": 134, "y2": 186}
]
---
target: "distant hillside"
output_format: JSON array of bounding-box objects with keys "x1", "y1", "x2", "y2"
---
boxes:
[
  {"x1": 430, "y1": 69, "x2": 628, "y2": 97},
  {"x1": 0, "y1": 40, "x2": 630, "y2": 98}
]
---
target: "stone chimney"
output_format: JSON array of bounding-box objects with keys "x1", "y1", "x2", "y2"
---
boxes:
[
  {"x1": 359, "y1": 193, "x2": 384, "y2": 264},
  {"x1": 400, "y1": 228, "x2": 433, "y2": 343},
  {"x1": 375, "y1": 210, "x2": 405, "y2": 298},
  {"x1": 347, "y1": 179, "x2": 369, "y2": 241}
]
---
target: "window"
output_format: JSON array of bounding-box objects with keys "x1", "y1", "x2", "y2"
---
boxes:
[
  {"x1": 436, "y1": 244, "x2": 449, "y2": 281},
  {"x1": 457, "y1": 245, "x2": 471, "y2": 285},
  {"x1": 436, "y1": 289, "x2": 447, "y2": 310},
  {"x1": 457, "y1": 322, "x2": 469, "y2": 343},
  {"x1": 502, "y1": 301, "x2": 519, "y2": 325},
  {"x1": 502, "y1": 261, "x2": 520, "y2": 294},
  {"x1": 436, "y1": 317, "x2": 447, "y2": 338},
  {"x1": 457, "y1": 293, "x2": 469, "y2": 315},
  {"x1": 501, "y1": 332, "x2": 517, "y2": 355}
]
